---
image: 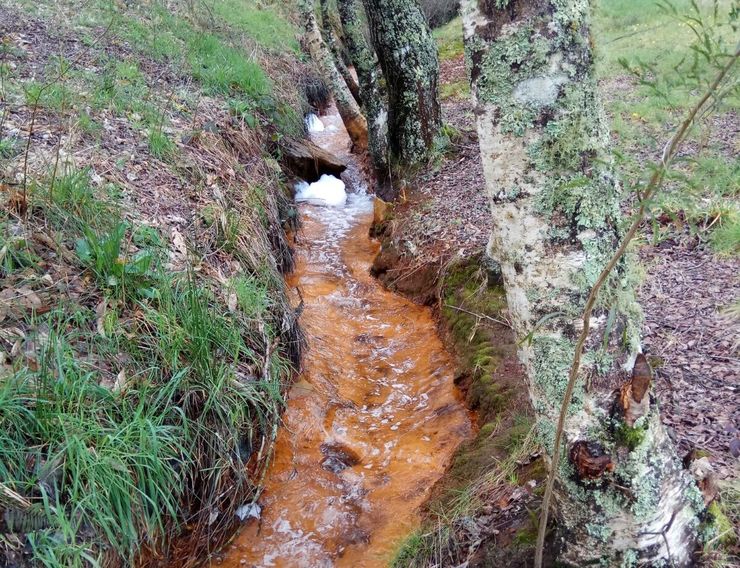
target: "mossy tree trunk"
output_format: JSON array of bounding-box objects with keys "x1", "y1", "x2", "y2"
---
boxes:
[
  {"x1": 361, "y1": 0, "x2": 441, "y2": 166},
  {"x1": 319, "y1": 0, "x2": 362, "y2": 104},
  {"x1": 301, "y1": 0, "x2": 368, "y2": 151},
  {"x1": 461, "y1": 1, "x2": 702, "y2": 565},
  {"x1": 336, "y1": 0, "x2": 391, "y2": 194}
]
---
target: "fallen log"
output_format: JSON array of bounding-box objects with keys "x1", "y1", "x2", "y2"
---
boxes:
[{"x1": 280, "y1": 137, "x2": 347, "y2": 182}]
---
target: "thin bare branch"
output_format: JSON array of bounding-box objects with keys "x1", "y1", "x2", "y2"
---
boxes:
[{"x1": 534, "y1": 44, "x2": 739, "y2": 568}]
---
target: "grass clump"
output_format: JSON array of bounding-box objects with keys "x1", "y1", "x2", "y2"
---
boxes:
[
  {"x1": 0, "y1": 136, "x2": 19, "y2": 158},
  {"x1": 187, "y1": 34, "x2": 270, "y2": 98},
  {"x1": 0, "y1": 265, "x2": 291, "y2": 565},
  {"x1": 0, "y1": 327, "x2": 186, "y2": 565},
  {"x1": 210, "y1": 0, "x2": 300, "y2": 53},
  {"x1": 32, "y1": 168, "x2": 117, "y2": 234},
  {"x1": 148, "y1": 129, "x2": 177, "y2": 160}
]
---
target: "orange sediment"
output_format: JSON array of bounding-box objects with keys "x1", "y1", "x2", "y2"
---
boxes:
[{"x1": 220, "y1": 110, "x2": 470, "y2": 568}]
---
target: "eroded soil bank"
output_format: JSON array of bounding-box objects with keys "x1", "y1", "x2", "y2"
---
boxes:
[{"x1": 219, "y1": 112, "x2": 471, "y2": 567}]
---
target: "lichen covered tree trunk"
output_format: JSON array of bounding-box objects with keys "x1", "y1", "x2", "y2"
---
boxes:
[
  {"x1": 337, "y1": 0, "x2": 391, "y2": 194},
  {"x1": 361, "y1": 0, "x2": 440, "y2": 165},
  {"x1": 301, "y1": 0, "x2": 368, "y2": 151},
  {"x1": 319, "y1": 0, "x2": 362, "y2": 104},
  {"x1": 461, "y1": 1, "x2": 702, "y2": 565}
]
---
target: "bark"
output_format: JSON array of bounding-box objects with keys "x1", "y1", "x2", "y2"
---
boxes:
[
  {"x1": 337, "y1": 0, "x2": 390, "y2": 192},
  {"x1": 361, "y1": 0, "x2": 441, "y2": 165},
  {"x1": 301, "y1": 0, "x2": 368, "y2": 152},
  {"x1": 319, "y1": 0, "x2": 362, "y2": 104},
  {"x1": 461, "y1": 1, "x2": 701, "y2": 566}
]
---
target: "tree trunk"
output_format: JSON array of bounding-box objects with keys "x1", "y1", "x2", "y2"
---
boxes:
[
  {"x1": 461, "y1": 1, "x2": 702, "y2": 565},
  {"x1": 337, "y1": 0, "x2": 391, "y2": 194},
  {"x1": 361, "y1": 0, "x2": 440, "y2": 165},
  {"x1": 301, "y1": 0, "x2": 368, "y2": 152},
  {"x1": 319, "y1": 0, "x2": 363, "y2": 105}
]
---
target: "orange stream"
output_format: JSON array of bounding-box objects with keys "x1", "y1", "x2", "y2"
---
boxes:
[{"x1": 220, "y1": 112, "x2": 471, "y2": 568}]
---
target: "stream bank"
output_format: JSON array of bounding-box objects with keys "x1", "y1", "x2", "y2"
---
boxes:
[{"x1": 366, "y1": 50, "x2": 549, "y2": 567}]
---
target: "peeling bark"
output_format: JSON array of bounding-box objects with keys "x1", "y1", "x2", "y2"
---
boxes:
[
  {"x1": 319, "y1": 0, "x2": 362, "y2": 104},
  {"x1": 337, "y1": 0, "x2": 390, "y2": 191},
  {"x1": 461, "y1": 0, "x2": 701, "y2": 565},
  {"x1": 361, "y1": 0, "x2": 440, "y2": 165},
  {"x1": 301, "y1": 0, "x2": 368, "y2": 151}
]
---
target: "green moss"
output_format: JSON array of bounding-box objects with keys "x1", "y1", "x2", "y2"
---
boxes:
[
  {"x1": 703, "y1": 500, "x2": 736, "y2": 546},
  {"x1": 446, "y1": 420, "x2": 501, "y2": 485},
  {"x1": 615, "y1": 422, "x2": 647, "y2": 450}
]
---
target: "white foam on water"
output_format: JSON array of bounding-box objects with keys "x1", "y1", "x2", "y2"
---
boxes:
[
  {"x1": 295, "y1": 174, "x2": 347, "y2": 207},
  {"x1": 304, "y1": 113, "x2": 325, "y2": 133}
]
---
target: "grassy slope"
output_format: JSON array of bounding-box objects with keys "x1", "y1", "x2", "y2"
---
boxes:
[
  {"x1": 395, "y1": 1, "x2": 738, "y2": 566},
  {"x1": 0, "y1": 1, "x2": 307, "y2": 566}
]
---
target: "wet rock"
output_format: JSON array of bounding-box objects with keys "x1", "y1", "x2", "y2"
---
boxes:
[
  {"x1": 320, "y1": 442, "x2": 361, "y2": 473},
  {"x1": 280, "y1": 137, "x2": 347, "y2": 182}
]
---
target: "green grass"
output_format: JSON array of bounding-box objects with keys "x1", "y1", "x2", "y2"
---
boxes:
[
  {"x1": 210, "y1": 0, "x2": 300, "y2": 52},
  {"x1": 187, "y1": 33, "x2": 271, "y2": 98},
  {"x1": 1, "y1": 0, "x2": 304, "y2": 564},
  {"x1": 148, "y1": 129, "x2": 177, "y2": 160},
  {"x1": 21, "y1": 0, "x2": 290, "y2": 122},
  {"x1": 593, "y1": 0, "x2": 739, "y2": 254},
  {"x1": 32, "y1": 168, "x2": 117, "y2": 234},
  {"x1": 0, "y1": 327, "x2": 186, "y2": 565},
  {"x1": 440, "y1": 79, "x2": 470, "y2": 100},
  {"x1": 593, "y1": 0, "x2": 698, "y2": 77},
  {"x1": 1, "y1": 234, "x2": 289, "y2": 565},
  {"x1": 24, "y1": 81, "x2": 74, "y2": 111},
  {"x1": 0, "y1": 136, "x2": 19, "y2": 158},
  {"x1": 433, "y1": 17, "x2": 464, "y2": 61}
]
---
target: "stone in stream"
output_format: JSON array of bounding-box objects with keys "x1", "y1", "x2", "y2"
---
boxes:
[
  {"x1": 280, "y1": 137, "x2": 347, "y2": 182},
  {"x1": 320, "y1": 442, "x2": 362, "y2": 473}
]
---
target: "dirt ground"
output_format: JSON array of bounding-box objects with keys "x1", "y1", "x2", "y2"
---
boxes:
[{"x1": 382, "y1": 52, "x2": 739, "y2": 480}]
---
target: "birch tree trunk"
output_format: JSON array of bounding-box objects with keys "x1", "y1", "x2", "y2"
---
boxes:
[
  {"x1": 361, "y1": 0, "x2": 440, "y2": 165},
  {"x1": 301, "y1": 0, "x2": 368, "y2": 151},
  {"x1": 336, "y1": 0, "x2": 391, "y2": 194},
  {"x1": 460, "y1": 1, "x2": 702, "y2": 565},
  {"x1": 319, "y1": 0, "x2": 362, "y2": 104}
]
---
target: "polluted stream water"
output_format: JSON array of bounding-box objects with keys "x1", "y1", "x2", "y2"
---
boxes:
[{"x1": 220, "y1": 110, "x2": 472, "y2": 567}]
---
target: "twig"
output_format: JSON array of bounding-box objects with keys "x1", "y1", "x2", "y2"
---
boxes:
[
  {"x1": 444, "y1": 303, "x2": 512, "y2": 329},
  {"x1": 533, "y1": 46, "x2": 739, "y2": 568}
]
